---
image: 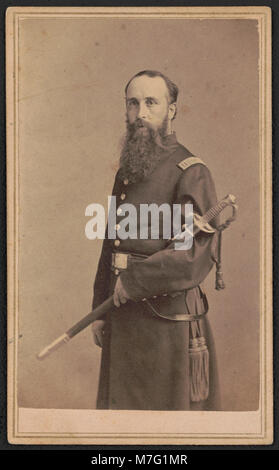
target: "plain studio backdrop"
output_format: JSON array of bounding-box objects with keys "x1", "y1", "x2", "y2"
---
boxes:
[{"x1": 18, "y1": 17, "x2": 259, "y2": 411}]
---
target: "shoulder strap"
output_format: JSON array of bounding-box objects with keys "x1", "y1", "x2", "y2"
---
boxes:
[{"x1": 177, "y1": 156, "x2": 207, "y2": 171}]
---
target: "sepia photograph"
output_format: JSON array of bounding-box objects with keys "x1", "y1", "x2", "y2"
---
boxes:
[{"x1": 6, "y1": 6, "x2": 272, "y2": 444}]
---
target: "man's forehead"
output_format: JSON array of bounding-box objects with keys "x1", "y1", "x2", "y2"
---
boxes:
[{"x1": 126, "y1": 75, "x2": 169, "y2": 100}]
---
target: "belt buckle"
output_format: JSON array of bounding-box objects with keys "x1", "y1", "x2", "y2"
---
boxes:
[{"x1": 113, "y1": 253, "x2": 128, "y2": 270}]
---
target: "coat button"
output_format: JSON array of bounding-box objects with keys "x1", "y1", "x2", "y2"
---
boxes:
[
  {"x1": 117, "y1": 207, "x2": 123, "y2": 215},
  {"x1": 120, "y1": 193, "x2": 126, "y2": 200},
  {"x1": 153, "y1": 295, "x2": 157, "y2": 299},
  {"x1": 114, "y1": 268, "x2": 119, "y2": 275},
  {"x1": 114, "y1": 240, "x2": 120, "y2": 247},
  {"x1": 115, "y1": 224, "x2": 121, "y2": 231},
  {"x1": 123, "y1": 178, "x2": 129, "y2": 185}
]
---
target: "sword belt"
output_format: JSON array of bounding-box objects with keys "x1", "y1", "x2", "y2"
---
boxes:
[{"x1": 111, "y1": 251, "x2": 208, "y2": 322}]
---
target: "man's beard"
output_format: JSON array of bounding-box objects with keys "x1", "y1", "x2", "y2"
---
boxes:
[{"x1": 118, "y1": 116, "x2": 169, "y2": 184}]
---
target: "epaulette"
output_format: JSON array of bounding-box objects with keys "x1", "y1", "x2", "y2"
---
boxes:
[{"x1": 177, "y1": 156, "x2": 207, "y2": 171}]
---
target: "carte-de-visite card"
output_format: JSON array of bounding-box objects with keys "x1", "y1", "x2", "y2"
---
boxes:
[{"x1": 6, "y1": 6, "x2": 272, "y2": 445}]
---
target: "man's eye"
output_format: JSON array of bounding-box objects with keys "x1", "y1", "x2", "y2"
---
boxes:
[
  {"x1": 127, "y1": 100, "x2": 138, "y2": 107},
  {"x1": 146, "y1": 98, "x2": 155, "y2": 106}
]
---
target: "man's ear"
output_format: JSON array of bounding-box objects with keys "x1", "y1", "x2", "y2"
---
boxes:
[{"x1": 168, "y1": 102, "x2": 177, "y2": 121}]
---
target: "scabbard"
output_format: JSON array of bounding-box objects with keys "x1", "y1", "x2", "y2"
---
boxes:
[
  {"x1": 37, "y1": 296, "x2": 116, "y2": 360},
  {"x1": 66, "y1": 296, "x2": 115, "y2": 338}
]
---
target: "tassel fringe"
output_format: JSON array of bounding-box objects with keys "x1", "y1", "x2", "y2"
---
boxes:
[
  {"x1": 215, "y1": 264, "x2": 225, "y2": 290},
  {"x1": 189, "y1": 336, "x2": 209, "y2": 402}
]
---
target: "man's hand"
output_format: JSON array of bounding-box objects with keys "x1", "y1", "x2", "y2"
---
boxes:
[
  {"x1": 113, "y1": 277, "x2": 131, "y2": 307},
  {"x1": 91, "y1": 320, "x2": 105, "y2": 348}
]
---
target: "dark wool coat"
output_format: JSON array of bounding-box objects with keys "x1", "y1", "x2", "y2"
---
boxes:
[{"x1": 92, "y1": 133, "x2": 221, "y2": 411}]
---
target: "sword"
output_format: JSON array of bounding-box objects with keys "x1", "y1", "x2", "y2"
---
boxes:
[
  {"x1": 37, "y1": 194, "x2": 237, "y2": 360},
  {"x1": 37, "y1": 296, "x2": 116, "y2": 360},
  {"x1": 171, "y1": 193, "x2": 237, "y2": 242}
]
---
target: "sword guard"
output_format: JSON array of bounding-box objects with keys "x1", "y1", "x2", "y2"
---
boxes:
[
  {"x1": 217, "y1": 194, "x2": 238, "y2": 231},
  {"x1": 193, "y1": 213, "x2": 216, "y2": 234}
]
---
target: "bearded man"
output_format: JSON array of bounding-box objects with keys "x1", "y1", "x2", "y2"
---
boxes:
[{"x1": 91, "y1": 70, "x2": 221, "y2": 411}]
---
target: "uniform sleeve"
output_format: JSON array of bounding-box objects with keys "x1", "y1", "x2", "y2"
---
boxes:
[{"x1": 120, "y1": 164, "x2": 219, "y2": 301}]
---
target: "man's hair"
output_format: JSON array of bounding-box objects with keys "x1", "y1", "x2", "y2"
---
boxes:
[{"x1": 125, "y1": 70, "x2": 179, "y2": 105}]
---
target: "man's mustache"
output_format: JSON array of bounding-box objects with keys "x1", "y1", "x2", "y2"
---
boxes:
[{"x1": 131, "y1": 119, "x2": 152, "y2": 131}]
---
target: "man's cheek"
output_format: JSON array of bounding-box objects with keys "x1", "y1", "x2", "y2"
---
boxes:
[{"x1": 127, "y1": 110, "x2": 138, "y2": 124}]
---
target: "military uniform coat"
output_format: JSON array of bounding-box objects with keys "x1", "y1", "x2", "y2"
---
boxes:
[{"x1": 92, "y1": 133, "x2": 221, "y2": 410}]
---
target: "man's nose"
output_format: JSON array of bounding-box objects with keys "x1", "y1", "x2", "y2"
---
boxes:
[{"x1": 138, "y1": 101, "x2": 148, "y2": 120}]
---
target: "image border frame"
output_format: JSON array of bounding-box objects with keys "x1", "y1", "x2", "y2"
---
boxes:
[{"x1": 5, "y1": 5, "x2": 273, "y2": 446}]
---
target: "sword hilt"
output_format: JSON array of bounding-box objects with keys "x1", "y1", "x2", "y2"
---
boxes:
[
  {"x1": 215, "y1": 194, "x2": 238, "y2": 231},
  {"x1": 172, "y1": 194, "x2": 238, "y2": 242}
]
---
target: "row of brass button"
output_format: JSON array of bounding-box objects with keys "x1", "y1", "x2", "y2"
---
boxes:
[{"x1": 114, "y1": 179, "x2": 129, "y2": 248}]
